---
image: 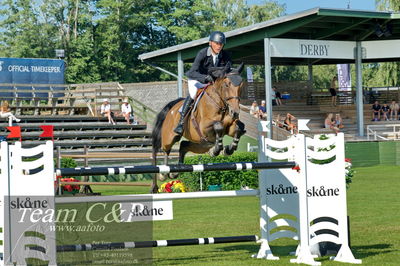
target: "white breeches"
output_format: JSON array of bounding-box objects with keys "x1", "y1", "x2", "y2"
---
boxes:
[
  {"x1": 0, "y1": 112, "x2": 18, "y2": 126},
  {"x1": 188, "y1": 79, "x2": 208, "y2": 99},
  {"x1": 0, "y1": 112, "x2": 17, "y2": 120}
]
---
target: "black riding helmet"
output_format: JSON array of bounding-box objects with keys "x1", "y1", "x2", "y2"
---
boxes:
[{"x1": 209, "y1": 31, "x2": 226, "y2": 44}]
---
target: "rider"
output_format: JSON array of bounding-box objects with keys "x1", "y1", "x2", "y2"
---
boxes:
[{"x1": 173, "y1": 31, "x2": 232, "y2": 136}]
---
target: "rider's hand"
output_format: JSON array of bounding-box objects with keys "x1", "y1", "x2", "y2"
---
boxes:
[{"x1": 205, "y1": 75, "x2": 213, "y2": 83}]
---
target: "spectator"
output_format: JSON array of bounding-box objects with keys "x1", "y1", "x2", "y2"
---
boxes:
[
  {"x1": 121, "y1": 98, "x2": 135, "y2": 125},
  {"x1": 330, "y1": 76, "x2": 338, "y2": 107},
  {"x1": 274, "y1": 114, "x2": 283, "y2": 128},
  {"x1": 381, "y1": 102, "x2": 390, "y2": 121},
  {"x1": 259, "y1": 100, "x2": 267, "y2": 119},
  {"x1": 371, "y1": 101, "x2": 381, "y2": 121},
  {"x1": 101, "y1": 98, "x2": 116, "y2": 125},
  {"x1": 284, "y1": 113, "x2": 297, "y2": 134},
  {"x1": 250, "y1": 100, "x2": 259, "y2": 118},
  {"x1": 335, "y1": 113, "x2": 344, "y2": 129},
  {"x1": 0, "y1": 100, "x2": 21, "y2": 126},
  {"x1": 271, "y1": 87, "x2": 277, "y2": 106},
  {"x1": 273, "y1": 86, "x2": 282, "y2": 106},
  {"x1": 325, "y1": 113, "x2": 339, "y2": 134},
  {"x1": 389, "y1": 99, "x2": 399, "y2": 120}
]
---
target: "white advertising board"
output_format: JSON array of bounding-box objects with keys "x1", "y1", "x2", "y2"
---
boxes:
[
  {"x1": 270, "y1": 38, "x2": 355, "y2": 59},
  {"x1": 120, "y1": 200, "x2": 173, "y2": 222}
]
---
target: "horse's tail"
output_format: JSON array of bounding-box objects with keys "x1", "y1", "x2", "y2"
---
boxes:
[{"x1": 151, "y1": 98, "x2": 184, "y2": 163}]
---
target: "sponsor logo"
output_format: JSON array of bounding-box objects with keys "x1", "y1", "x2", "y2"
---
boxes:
[
  {"x1": 307, "y1": 186, "x2": 339, "y2": 197},
  {"x1": 266, "y1": 184, "x2": 298, "y2": 195}
]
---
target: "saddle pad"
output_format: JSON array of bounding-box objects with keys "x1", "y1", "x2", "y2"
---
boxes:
[{"x1": 178, "y1": 85, "x2": 209, "y2": 114}]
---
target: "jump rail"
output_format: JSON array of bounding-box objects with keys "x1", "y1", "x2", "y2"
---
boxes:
[
  {"x1": 37, "y1": 235, "x2": 259, "y2": 252},
  {"x1": 54, "y1": 161, "x2": 296, "y2": 177},
  {"x1": 55, "y1": 189, "x2": 259, "y2": 204},
  {"x1": 59, "y1": 181, "x2": 150, "y2": 186}
]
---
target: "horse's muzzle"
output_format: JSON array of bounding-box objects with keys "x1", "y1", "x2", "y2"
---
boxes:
[{"x1": 229, "y1": 109, "x2": 239, "y2": 120}]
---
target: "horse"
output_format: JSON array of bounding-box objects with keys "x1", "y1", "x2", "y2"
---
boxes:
[{"x1": 151, "y1": 63, "x2": 246, "y2": 192}]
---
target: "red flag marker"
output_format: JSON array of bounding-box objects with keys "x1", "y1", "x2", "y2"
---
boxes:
[
  {"x1": 6, "y1": 126, "x2": 21, "y2": 141},
  {"x1": 40, "y1": 125, "x2": 54, "y2": 141}
]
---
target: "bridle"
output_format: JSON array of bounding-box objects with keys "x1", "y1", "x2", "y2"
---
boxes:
[{"x1": 205, "y1": 73, "x2": 242, "y2": 117}]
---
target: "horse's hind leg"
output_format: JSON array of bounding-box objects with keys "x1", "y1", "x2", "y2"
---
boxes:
[
  {"x1": 208, "y1": 121, "x2": 224, "y2": 157},
  {"x1": 170, "y1": 140, "x2": 208, "y2": 178},
  {"x1": 168, "y1": 140, "x2": 191, "y2": 179},
  {"x1": 224, "y1": 120, "x2": 246, "y2": 156},
  {"x1": 178, "y1": 141, "x2": 191, "y2": 164},
  {"x1": 158, "y1": 151, "x2": 171, "y2": 181}
]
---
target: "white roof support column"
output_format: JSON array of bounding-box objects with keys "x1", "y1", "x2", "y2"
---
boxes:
[
  {"x1": 264, "y1": 38, "x2": 273, "y2": 139},
  {"x1": 355, "y1": 41, "x2": 364, "y2": 137},
  {"x1": 177, "y1": 52, "x2": 184, "y2": 97}
]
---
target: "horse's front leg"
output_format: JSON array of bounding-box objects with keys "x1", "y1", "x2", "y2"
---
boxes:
[
  {"x1": 224, "y1": 120, "x2": 246, "y2": 156},
  {"x1": 208, "y1": 121, "x2": 224, "y2": 157}
]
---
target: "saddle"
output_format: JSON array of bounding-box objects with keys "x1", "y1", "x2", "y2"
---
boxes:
[
  {"x1": 188, "y1": 84, "x2": 211, "y2": 142},
  {"x1": 192, "y1": 84, "x2": 210, "y2": 113}
]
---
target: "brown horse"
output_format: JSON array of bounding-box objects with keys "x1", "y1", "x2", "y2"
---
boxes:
[{"x1": 151, "y1": 63, "x2": 246, "y2": 190}]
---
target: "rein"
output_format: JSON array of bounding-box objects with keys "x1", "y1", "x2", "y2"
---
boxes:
[{"x1": 205, "y1": 81, "x2": 241, "y2": 116}]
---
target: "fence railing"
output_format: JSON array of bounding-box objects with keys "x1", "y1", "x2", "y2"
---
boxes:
[
  {"x1": 307, "y1": 86, "x2": 400, "y2": 106},
  {"x1": 367, "y1": 124, "x2": 400, "y2": 140},
  {"x1": 117, "y1": 83, "x2": 157, "y2": 125}
]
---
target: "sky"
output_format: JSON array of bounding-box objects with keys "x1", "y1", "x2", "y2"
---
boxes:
[{"x1": 250, "y1": 0, "x2": 376, "y2": 14}]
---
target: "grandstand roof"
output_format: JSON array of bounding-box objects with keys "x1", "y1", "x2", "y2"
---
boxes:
[{"x1": 139, "y1": 7, "x2": 400, "y2": 65}]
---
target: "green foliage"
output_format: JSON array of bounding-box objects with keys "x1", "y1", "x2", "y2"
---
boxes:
[
  {"x1": 376, "y1": 0, "x2": 400, "y2": 11},
  {"x1": 59, "y1": 157, "x2": 78, "y2": 168},
  {"x1": 0, "y1": 0, "x2": 285, "y2": 84},
  {"x1": 180, "y1": 152, "x2": 258, "y2": 192}
]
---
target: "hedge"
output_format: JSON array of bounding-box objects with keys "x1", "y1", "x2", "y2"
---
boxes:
[{"x1": 180, "y1": 152, "x2": 258, "y2": 192}]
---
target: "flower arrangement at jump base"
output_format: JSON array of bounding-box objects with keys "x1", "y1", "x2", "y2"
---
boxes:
[
  {"x1": 158, "y1": 180, "x2": 186, "y2": 193},
  {"x1": 345, "y1": 158, "x2": 355, "y2": 187},
  {"x1": 59, "y1": 177, "x2": 81, "y2": 194}
]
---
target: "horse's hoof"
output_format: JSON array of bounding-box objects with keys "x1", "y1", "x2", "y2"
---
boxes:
[
  {"x1": 223, "y1": 146, "x2": 234, "y2": 156},
  {"x1": 158, "y1": 173, "x2": 167, "y2": 181},
  {"x1": 208, "y1": 149, "x2": 219, "y2": 157},
  {"x1": 169, "y1": 172, "x2": 179, "y2": 179},
  {"x1": 150, "y1": 184, "x2": 159, "y2": 193}
]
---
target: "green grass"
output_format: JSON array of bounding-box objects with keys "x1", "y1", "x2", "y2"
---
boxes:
[
  {"x1": 54, "y1": 165, "x2": 400, "y2": 265},
  {"x1": 223, "y1": 134, "x2": 257, "y2": 152}
]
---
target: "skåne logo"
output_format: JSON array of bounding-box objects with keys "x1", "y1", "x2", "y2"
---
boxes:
[
  {"x1": 266, "y1": 184, "x2": 298, "y2": 195},
  {"x1": 307, "y1": 186, "x2": 339, "y2": 197}
]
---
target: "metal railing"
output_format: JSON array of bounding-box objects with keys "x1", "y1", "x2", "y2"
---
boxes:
[
  {"x1": 367, "y1": 124, "x2": 400, "y2": 140},
  {"x1": 117, "y1": 83, "x2": 157, "y2": 125}
]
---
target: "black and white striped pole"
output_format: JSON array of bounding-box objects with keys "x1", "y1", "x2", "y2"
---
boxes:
[
  {"x1": 47, "y1": 235, "x2": 259, "y2": 252},
  {"x1": 55, "y1": 161, "x2": 296, "y2": 177}
]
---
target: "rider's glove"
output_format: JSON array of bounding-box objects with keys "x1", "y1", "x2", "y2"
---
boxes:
[{"x1": 205, "y1": 75, "x2": 213, "y2": 83}]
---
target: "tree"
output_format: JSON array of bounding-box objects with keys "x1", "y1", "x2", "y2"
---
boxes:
[
  {"x1": 0, "y1": 0, "x2": 287, "y2": 83},
  {"x1": 0, "y1": 0, "x2": 57, "y2": 58},
  {"x1": 373, "y1": 0, "x2": 400, "y2": 86}
]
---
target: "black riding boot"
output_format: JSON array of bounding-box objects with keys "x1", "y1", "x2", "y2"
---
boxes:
[{"x1": 174, "y1": 97, "x2": 193, "y2": 136}]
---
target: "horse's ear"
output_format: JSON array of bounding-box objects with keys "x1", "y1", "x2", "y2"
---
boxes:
[
  {"x1": 224, "y1": 62, "x2": 231, "y2": 73},
  {"x1": 237, "y1": 62, "x2": 244, "y2": 74}
]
